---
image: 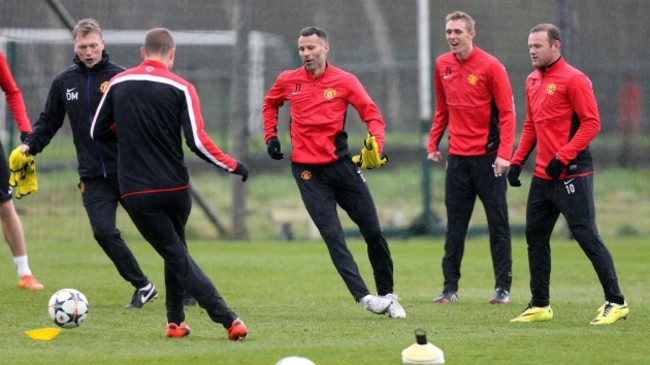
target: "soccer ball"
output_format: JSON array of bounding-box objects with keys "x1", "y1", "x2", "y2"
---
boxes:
[
  {"x1": 48, "y1": 288, "x2": 89, "y2": 328},
  {"x1": 275, "y1": 356, "x2": 316, "y2": 365}
]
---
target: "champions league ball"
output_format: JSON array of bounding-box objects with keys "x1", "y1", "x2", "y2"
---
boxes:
[{"x1": 48, "y1": 288, "x2": 89, "y2": 328}]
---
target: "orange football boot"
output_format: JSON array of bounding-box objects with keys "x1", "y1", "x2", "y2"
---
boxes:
[
  {"x1": 227, "y1": 318, "x2": 247, "y2": 341},
  {"x1": 18, "y1": 275, "x2": 44, "y2": 290},
  {"x1": 166, "y1": 322, "x2": 191, "y2": 337}
]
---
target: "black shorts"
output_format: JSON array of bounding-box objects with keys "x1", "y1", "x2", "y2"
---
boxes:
[{"x1": 0, "y1": 143, "x2": 13, "y2": 202}]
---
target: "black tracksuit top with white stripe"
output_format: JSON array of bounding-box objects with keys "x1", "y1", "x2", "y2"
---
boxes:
[{"x1": 90, "y1": 59, "x2": 238, "y2": 198}]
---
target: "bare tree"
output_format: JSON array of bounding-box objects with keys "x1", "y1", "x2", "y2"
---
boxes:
[{"x1": 229, "y1": 0, "x2": 252, "y2": 239}]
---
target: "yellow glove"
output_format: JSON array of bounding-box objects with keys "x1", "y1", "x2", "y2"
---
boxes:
[
  {"x1": 16, "y1": 158, "x2": 38, "y2": 199},
  {"x1": 9, "y1": 147, "x2": 28, "y2": 187},
  {"x1": 8, "y1": 147, "x2": 38, "y2": 199},
  {"x1": 351, "y1": 133, "x2": 388, "y2": 169}
]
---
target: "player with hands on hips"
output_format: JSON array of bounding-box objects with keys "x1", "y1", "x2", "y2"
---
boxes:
[
  {"x1": 262, "y1": 26, "x2": 405, "y2": 319},
  {"x1": 509, "y1": 23, "x2": 627, "y2": 325}
]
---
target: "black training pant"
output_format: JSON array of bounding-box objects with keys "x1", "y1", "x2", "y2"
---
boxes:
[
  {"x1": 122, "y1": 188, "x2": 237, "y2": 326},
  {"x1": 525, "y1": 175, "x2": 624, "y2": 307},
  {"x1": 442, "y1": 154, "x2": 512, "y2": 292},
  {"x1": 292, "y1": 157, "x2": 394, "y2": 301},
  {"x1": 80, "y1": 175, "x2": 149, "y2": 289}
]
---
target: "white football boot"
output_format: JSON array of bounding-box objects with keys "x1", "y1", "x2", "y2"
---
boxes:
[
  {"x1": 361, "y1": 294, "x2": 391, "y2": 315},
  {"x1": 382, "y1": 293, "x2": 406, "y2": 318}
]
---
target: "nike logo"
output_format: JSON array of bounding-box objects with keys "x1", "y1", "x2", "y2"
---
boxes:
[
  {"x1": 66, "y1": 88, "x2": 76, "y2": 93},
  {"x1": 140, "y1": 288, "x2": 157, "y2": 303},
  {"x1": 443, "y1": 75, "x2": 452, "y2": 80},
  {"x1": 292, "y1": 91, "x2": 301, "y2": 95},
  {"x1": 564, "y1": 178, "x2": 575, "y2": 185}
]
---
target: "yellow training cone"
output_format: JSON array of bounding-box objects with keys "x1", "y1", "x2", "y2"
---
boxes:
[{"x1": 24, "y1": 327, "x2": 62, "y2": 341}]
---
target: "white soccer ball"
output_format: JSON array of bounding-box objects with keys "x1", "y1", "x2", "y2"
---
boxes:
[
  {"x1": 275, "y1": 356, "x2": 316, "y2": 365},
  {"x1": 48, "y1": 288, "x2": 89, "y2": 328}
]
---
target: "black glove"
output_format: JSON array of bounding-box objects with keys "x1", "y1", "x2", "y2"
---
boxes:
[
  {"x1": 545, "y1": 157, "x2": 566, "y2": 180},
  {"x1": 266, "y1": 136, "x2": 284, "y2": 160},
  {"x1": 232, "y1": 161, "x2": 249, "y2": 182},
  {"x1": 507, "y1": 164, "x2": 522, "y2": 187}
]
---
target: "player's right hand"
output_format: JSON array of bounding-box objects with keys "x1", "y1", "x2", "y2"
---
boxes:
[
  {"x1": 427, "y1": 151, "x2": 442, "y2": 163},
  {"x1": 266, "y1": 136, "x2": 284, "y2": 160}
]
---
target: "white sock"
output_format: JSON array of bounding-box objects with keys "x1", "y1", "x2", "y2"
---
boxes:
[
  {"x1": 139, "y1": 282, "x2": 152, "y2": 291},
  {"x1": 13, "y1": 255, "x2": 32, "y2": 277}
]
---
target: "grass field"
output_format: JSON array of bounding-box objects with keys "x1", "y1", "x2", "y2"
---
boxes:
[
  {"x1": 13, "y1": 162, "x2": 650, "y2": 243},
  {"x1": 12, "y1": 132, "x2": 650, "y2": 242},
  {"x1": 1, "y1": 236, "x2": 648, "y2": 364},
  {"x1": 2, "y1": 139, "x2": 649, "y2": 363}
]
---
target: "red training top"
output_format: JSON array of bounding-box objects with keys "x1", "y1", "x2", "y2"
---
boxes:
[
  {"x1": 0, "y1": 51, "x2": 32, "y2": 133},
  {"x1": 512, "y1": 57, "x2": 599, "y2": 180},
  {"x1": 428, "y1": 46, "x2": 515, "y2": 160},
  {"x1": 263, "y1": 63, "x2": 385, "y2": 164}
]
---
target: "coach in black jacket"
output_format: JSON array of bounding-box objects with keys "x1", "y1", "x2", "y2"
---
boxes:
[{"x1": 19, "y1": 19, "x2": 158, "y2": 309}]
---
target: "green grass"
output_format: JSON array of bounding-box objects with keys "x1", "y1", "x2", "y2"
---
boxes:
[
  {"x1": 15, "y1": 133, "x2": 650, "y2": 241},
  {"x1": 16, "y1": 161, "x2": 650, "y2": 243},
  {"x1": 3, "y1": 136, "x2": 648, "y2": 363},
  {"x1": 1, "y1": 236, "x2": 648, "y2": 364}
]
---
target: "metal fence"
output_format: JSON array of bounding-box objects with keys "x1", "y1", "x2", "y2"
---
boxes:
[
  {"x1": 1, "y1": 0, "x2": 648, "y2": 138},
  {"x1": 0, "y1": 0, "x2": 648, "y2": 241}
]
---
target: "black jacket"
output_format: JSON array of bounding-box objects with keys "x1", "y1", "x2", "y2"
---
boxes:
[
  {"x1": 91, "y1": 59, "x2": 239, "y2": 197},
  {"x1": 25, "y1": 51, "x2": 124, "y2": 178}
]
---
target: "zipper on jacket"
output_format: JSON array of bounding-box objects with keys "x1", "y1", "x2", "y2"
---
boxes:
[{"x1": 86, "y1": 71, "x2": 108, "y2": 177}]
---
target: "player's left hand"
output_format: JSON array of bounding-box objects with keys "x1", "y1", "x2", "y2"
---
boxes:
[
  {"x1": 507, "y1": 164, "x2": 522, "y2": 187},
  {"x1": 232, "y1": 161, "x2": 249, "y2": 182},
  {"x1": 352, "y1": 133, "x2": 388, "y2": 169}
]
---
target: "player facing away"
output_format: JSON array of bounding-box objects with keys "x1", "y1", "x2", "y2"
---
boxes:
[
  {"x1": 91, "y1": 28, "x2": 249, "y2": 339},
  {"x1": 508, "y1": 23, "x2": 628, "y2": 325},
  {"x1": 0, "y1": 51, "x2": 44, "y2": 290},
  {"x1": 262, "y1": 26, "x2": 405, "y2": 318}
]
